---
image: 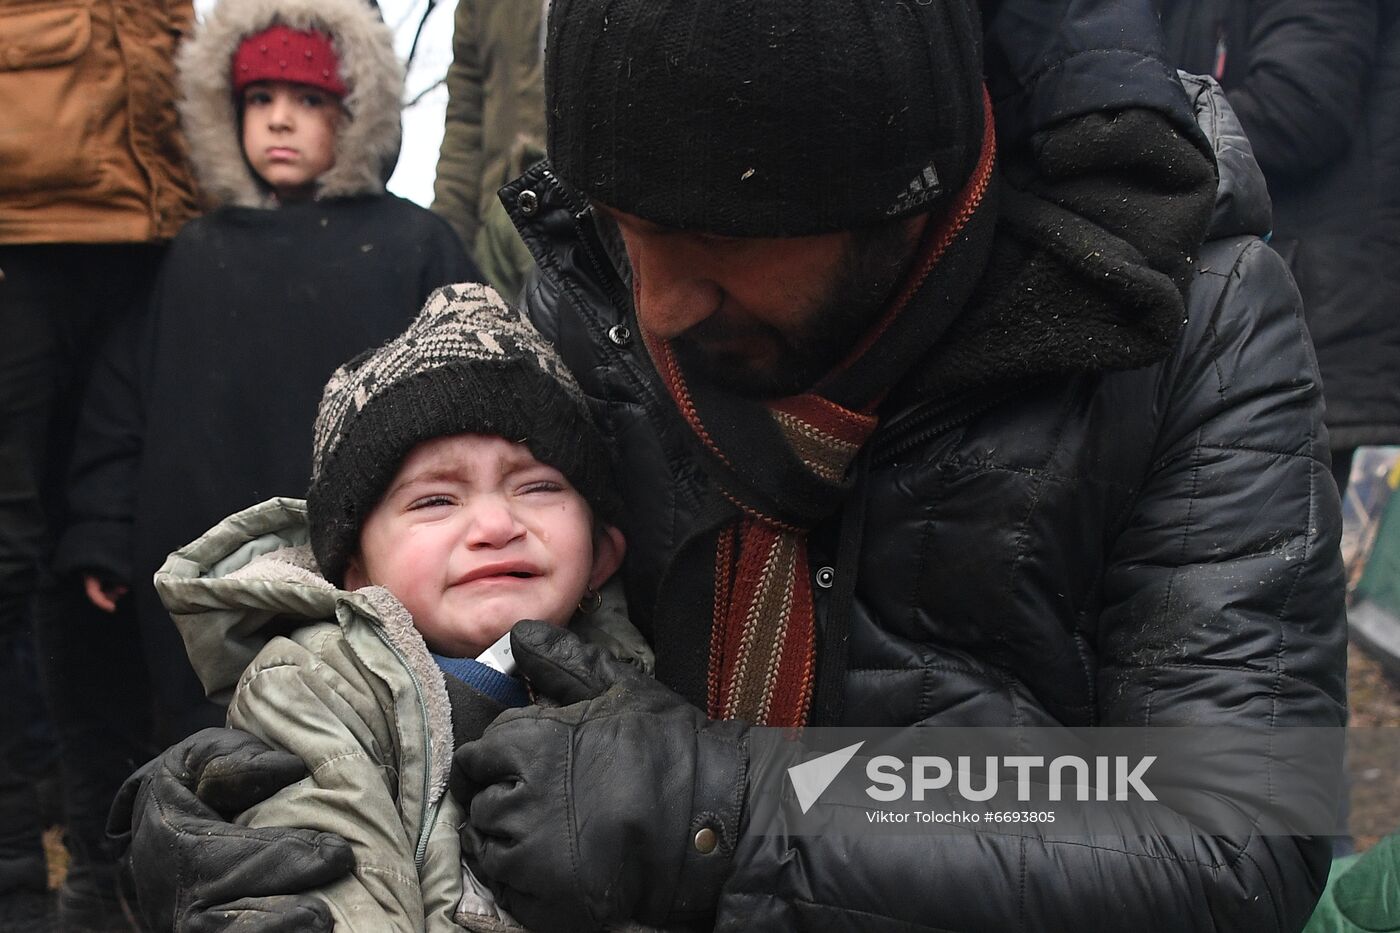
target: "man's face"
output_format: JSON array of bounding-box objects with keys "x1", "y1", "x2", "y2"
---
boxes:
[
  {"x1": 344, "y1": 434, "x2": 624, "y2": 658},
  {"x1": 599, "y1": 205, "x2": 920, "y2": 397}
]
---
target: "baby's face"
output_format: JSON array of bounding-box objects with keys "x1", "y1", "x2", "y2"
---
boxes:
[{"x1": 345, "y1": 434, "x2": 622, "y2": 657}]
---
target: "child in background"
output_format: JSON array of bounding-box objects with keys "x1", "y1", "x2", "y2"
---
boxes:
[
  {"x1": 154, "y1": 284, "x2": 650, "y2": 931},
  {"x1": 57, "y1": 0, "x2": 478, "y2": 742}
]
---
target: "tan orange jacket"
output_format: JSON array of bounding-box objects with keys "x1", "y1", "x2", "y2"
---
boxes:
[{"x1": 0, "y1": 0, "x2": 199, "y2": 244}]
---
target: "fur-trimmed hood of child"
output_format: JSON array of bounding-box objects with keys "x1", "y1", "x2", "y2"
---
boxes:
[{"x1": 177, "y1": 0, "x2": 404, "y2": 207}]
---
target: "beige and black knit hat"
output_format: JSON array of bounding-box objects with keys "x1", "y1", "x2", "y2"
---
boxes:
[{"x1": 307, "y1": 283, "x2": 619, "y2": 585}]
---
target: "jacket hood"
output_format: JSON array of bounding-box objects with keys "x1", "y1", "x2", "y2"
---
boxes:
[
  {"x1": 157, "y1": 497, "x2": 458, "y2": 809},
  {"x1": 155, "y1": 497, "x2": 421, "y2": 703},
  {"x1": 1181, "y1": 72, "x2": 1272, "y2": 239},
  {"x1": 177, "y1": 0, "x2": 403, "y2": 208}
]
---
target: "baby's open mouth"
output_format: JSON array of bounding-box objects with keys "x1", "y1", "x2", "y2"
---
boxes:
[{"x1": 461, "y1": 563, "x2": 542, "y2": 584}]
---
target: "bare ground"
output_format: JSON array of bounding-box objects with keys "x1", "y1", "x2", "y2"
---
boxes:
[{"x1": 1346, "y1": 641, "x2": 1400, "y2": 851}]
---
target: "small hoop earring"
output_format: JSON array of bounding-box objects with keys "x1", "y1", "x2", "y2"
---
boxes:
[{"x1": 578, "y1": 587, "x2": 602, "y2": 614}]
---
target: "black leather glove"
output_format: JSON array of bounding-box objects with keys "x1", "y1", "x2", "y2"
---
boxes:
[
  {"x1": 453, "y1": 620, "x2": 749, "y2": 933},
  {"x1": 107, "y1": 727, "x2": 355, "y2": 933}
]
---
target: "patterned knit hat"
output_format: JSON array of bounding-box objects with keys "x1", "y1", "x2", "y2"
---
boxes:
[{"x1": 307, "y1": 283, "x2": 620, "y2": 585}]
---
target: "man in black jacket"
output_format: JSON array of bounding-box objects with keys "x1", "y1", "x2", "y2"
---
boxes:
[{"x1": 109, "y1": 1, "x2": 1347, "y2": 930}]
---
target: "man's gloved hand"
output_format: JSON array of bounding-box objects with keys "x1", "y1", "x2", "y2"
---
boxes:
[
  {"x1": 453, "y1": 620, "x2": 749, "y2": 933},
  {"x1": 107, "y1": 727, "x2": 355, "y2": 933}
]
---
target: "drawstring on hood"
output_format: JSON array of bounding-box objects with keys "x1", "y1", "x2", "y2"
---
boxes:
[{"x1": 177, "y1": 0, "x2": 404, "y2": 208}]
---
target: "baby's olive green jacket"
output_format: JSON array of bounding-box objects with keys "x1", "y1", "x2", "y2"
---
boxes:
[{"x1": 155, "y1": 497, "x2": 651, "y2": 932}]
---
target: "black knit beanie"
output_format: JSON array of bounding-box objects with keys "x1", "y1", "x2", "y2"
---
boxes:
[
  {"x1": 307, "y1": 283, "x2": 621, "y2": 586},
  {"x1": 545, "y1": 0, "x2": 984, "y2": 236}
]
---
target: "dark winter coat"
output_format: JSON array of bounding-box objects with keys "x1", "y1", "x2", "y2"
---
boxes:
[
  {"x1": 1159, "y1": 0, "x2": 1400, "y2": 449},
  {"x1": 504, "y1": 74, "x2": 1346, "y2": 933}
]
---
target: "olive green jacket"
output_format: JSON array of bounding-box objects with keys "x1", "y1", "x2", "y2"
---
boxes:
[
  {"x1": 431, "y1": 0, "x2": 546, "y2": 299},
  {"x1": 156, "y1": 497, "x2": 652, "y2": 932}
]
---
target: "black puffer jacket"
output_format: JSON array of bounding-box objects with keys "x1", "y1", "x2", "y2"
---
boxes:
[
  {"x1": 1159, "y1": 0, "x2": 1400, "y2": 450},
  {"x1": 511, "y1": 69, "x2": 1343, "y2": 933}
]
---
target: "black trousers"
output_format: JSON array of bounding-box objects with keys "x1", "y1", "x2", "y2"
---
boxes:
[
  {"x1": 32, "y1": 586, "x2": 156, "y2": 868},
  {"x1": 0, "y1": 244, "x2": 164, "y2": 883}
]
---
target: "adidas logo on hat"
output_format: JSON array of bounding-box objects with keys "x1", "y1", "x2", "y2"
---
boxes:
[{"x1": 884, "y1": 164, "x2": 942, "y2": 216}]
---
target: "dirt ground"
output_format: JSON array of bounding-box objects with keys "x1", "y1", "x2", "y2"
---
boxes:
[{"x1": 1346, "y1": 641, "x2": 1400, "y2": 851}]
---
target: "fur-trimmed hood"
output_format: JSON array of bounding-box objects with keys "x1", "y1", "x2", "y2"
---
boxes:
[
  {"x1": 155, "y1": 498, "x2": 456, "y2": 798},
  {"x1": 177, "y1": 0, "x2": 403, "y2": 208}
]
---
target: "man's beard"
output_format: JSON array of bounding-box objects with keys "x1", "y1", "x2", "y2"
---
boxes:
[{"x1": 673, "y1": 222, "x2": 918, "y2": 398}]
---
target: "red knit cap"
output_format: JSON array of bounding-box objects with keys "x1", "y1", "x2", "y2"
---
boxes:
[{"x1": 232, "y1": 25, "x2": 347, "y2": 98}]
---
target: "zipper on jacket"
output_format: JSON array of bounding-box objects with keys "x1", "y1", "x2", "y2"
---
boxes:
[
  {"x1": 524, "y1": 170, "x2": 678, "y2": 421},
  {"x1": 418, "y1": 795, "x2": 446, "y2": 869},
  {"x1": 535, "y1": 170, "x2": 637, "y2": 351},
  {"x1": 554, "y1": 176, "x2": 634, "y2": 327},
  {"x1": 362, "y1": 623, "x2": 439, "y2": 871}
]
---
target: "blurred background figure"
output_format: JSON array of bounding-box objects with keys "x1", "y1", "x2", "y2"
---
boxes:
[
  {"x1": 0, "y1": 1, "x2": 200, "y2": 929},
  {"x1": 1157, "y1": 0, "x2": 1400, "y2": 495},
  {"x1": 433, "y1": 0, "x2": 547, "y2": 301}
]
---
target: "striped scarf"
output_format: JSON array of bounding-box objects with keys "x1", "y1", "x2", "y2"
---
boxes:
[{"x1": 642, "y1": 90, "x2": 997, "y2": 727}]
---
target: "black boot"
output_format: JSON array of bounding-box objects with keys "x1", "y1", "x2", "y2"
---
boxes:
[
  {"x1": 0, "y1": 888, "x2": 52, "y2": 933},
  {"x1": 0, "y1": 782, "x2": 52, "y2": 933},
  {"x1": 56, "y1": 858, "x2": 139, "y2": 933}
]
